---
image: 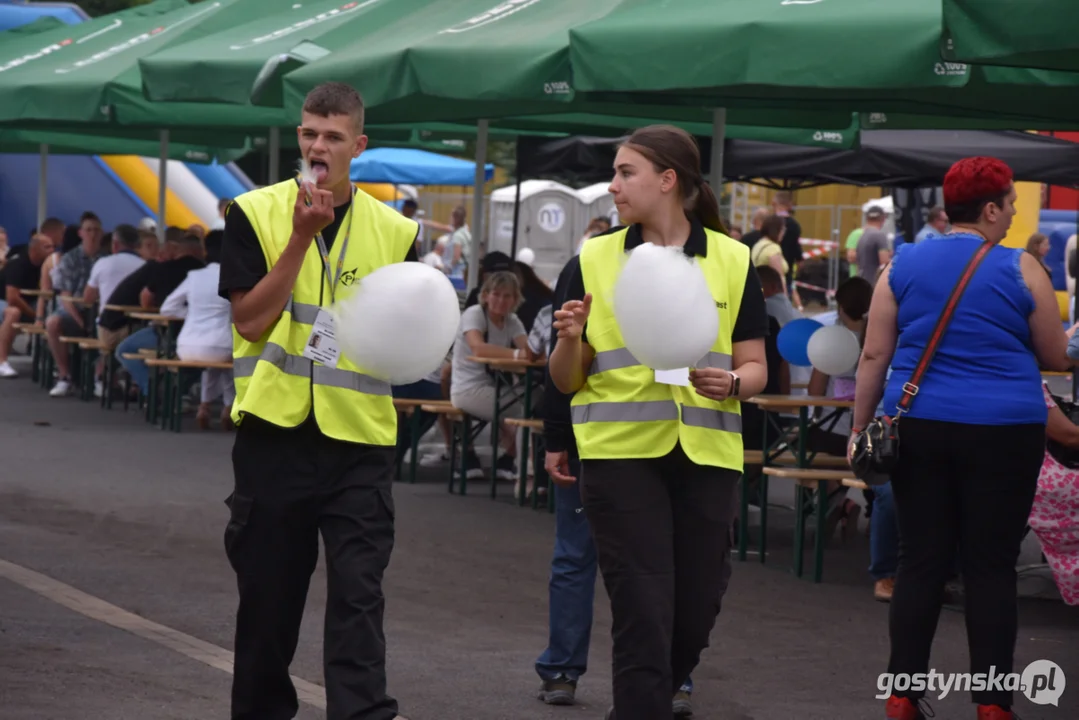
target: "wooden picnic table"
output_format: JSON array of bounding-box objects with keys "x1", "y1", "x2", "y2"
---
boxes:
[
  {"x1": 127, "y1": 312, "x2": 181, "y2": 325},
  {"x1": 741, "y1": 394, "x2": 856, "y2": 583}
]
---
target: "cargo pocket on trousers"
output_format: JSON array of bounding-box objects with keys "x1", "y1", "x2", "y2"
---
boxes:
[{"x1": 223, "y1": 492, "x2": 254, "y2": 573}]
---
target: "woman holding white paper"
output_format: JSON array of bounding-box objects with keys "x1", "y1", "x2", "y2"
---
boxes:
[{"x1": 544, "y1": 125, "x2": 769, "y2": 720}]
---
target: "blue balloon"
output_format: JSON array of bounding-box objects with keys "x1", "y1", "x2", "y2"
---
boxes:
[{"x1": 777, "y1": 318, "x2": 824, "y2": 367}]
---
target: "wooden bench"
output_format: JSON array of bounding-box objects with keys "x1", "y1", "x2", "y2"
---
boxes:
[
  {"x1": 392, "y1": 399, "x2": 452, "y2": 484},
  {"x1": 842, "y1": 478, "x2": 869, "y2": 491},
  {"x1": 420, "y1": 403, "x2": 498, "y2": 496},
  {"x1": 744, "y1": 449, "x2": 848, "y2": 468},
  {"x1": 12, "y1": 322, "x2": 45, "y2": 336},
  {"x1": 144, "y1": 358, "x2": 234, "y2": 432},
  {"x1": 505, "y1": 418, "x2": 543, "y2": 432},
  {"x1": 505, "y1": 418, "x2": 550, "y2": 512},
  {"x1": 757, "y1": 466, "x2": 857, "y2": 583}
]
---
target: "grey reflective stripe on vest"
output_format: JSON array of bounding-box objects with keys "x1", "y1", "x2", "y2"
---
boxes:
[
  {"x1": 590, "y1": 347, "x2": 640, "y2": 375},
  {"x1": 233, "y1": 342, "x2": 391, "y2": 396},
  {"x1": 589, "y1": 348, "x2": 732, "y2": 375},
  {"x1": 283, "y1": 296, "x2": 321, "y2": 325},
  {"x1": 571, "y1": 400, "x2": 679, "y2": 424},
  {"x1": 571, "y1": 400, "x2": 741, "y2": 433},
  {"x1": 681, "y1": 405, "x2": 742, "y2": 433}
]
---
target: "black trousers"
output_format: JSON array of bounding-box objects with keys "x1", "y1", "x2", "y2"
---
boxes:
[
  {"x1": 226, "y1": 415, "x2": 398, "y2": 720},
  {"x1": 581, "y1": 443, "x2": 740, "y2": 720},
  {"x1": 888, "y1": 418, "x2": 1043, "y2": 707}
]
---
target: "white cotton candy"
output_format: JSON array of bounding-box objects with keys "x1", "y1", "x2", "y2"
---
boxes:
[
  {"x1": 297, "y1": 157, "x2": 318, "y2": 186},
  {"x1": 807, "y1": 324, "x2": 861, "y2": 376},
  {"x1": 612, "y1": 243, "x2": 719, "y2": 370},
  {"x1": 332, "y1": 262, "x2": 461, "y2": 385}
]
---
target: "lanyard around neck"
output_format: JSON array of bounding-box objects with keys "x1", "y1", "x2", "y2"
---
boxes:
[{"x1": 313, "y1": 186, "x2": 356, "y2": 305}]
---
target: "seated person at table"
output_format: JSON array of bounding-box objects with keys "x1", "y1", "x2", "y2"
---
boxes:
[
  {"x1": 113, "y1": 233, "x2": 206, "y2": 396},
  {"x1": 805, "y1": 276, "x2": 872, "y2": 538},
  {"x1": 0, "y1": 234, "x2": 54, "y2": 378},
  {"x1": 160, "y1": 231, "x2": 235, "y2": 431},
  {"x1": 1031, "y1": 382, "x2": 1079, "y2": 605},
  {"x1": 451, "y1": 270, "x2": 532, "y2": 481},
  {"x1": 84, "y1": 223, "x2": 147, "y2": 341},
  {"x1": 45, "y1": 212, "x2": 105, "y2": 398}
]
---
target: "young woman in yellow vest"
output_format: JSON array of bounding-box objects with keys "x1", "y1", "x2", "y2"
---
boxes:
[
  {"x1": 217, "y1": 82, "x2": 419, "y2": 720},
  {"x1": 546, "y1": 125, "x2": 770, "y2": 720}
]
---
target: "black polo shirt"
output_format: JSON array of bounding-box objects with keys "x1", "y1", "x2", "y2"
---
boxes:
[
  {"x1": 543, "y1": 220, "x2": 770, "y2": 453},
  {"x1": 218, "y1": 201, "x2": 420, "y2": 300}
]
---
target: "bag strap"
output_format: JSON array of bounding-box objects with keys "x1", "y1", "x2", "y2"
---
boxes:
[{"x1": 895, "y1": 241, "x2": 994, "y2": 417}]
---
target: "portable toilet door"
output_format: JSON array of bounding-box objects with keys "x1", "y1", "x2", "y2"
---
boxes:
[
  {"x1": 488, "y1": 179, "x2": 581, "y2": 285},
  {"x1": 577, "y1": 181, "x2": 620, "y2": 232}
]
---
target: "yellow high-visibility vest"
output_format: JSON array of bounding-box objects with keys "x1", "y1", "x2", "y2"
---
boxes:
[
  {"x1": 570, "y1": 227, "x2": 749, "y2": 472},
  {"x1": 229, "y1": 179, "x2": 418, "y2": 445}
]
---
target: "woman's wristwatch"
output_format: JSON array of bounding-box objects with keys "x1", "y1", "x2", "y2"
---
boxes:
[{"x1": 728, "y1": 370, "x2": 741, "y2": 398}]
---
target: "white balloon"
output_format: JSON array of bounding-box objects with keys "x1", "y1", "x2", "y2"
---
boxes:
[
  {"x1": 807, "y1": 325, "x2": 862, "y2": 376},
  {"x1": 612, "y1": 243, "x2": 719, "y2": 371},
  {"x1": 332, "y1": 262, "x2": 461, "y2": 385}
]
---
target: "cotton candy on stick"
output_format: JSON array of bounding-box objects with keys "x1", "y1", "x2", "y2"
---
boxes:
[
  {"x1": 612, "y1": 243, "x2": 719, "y2": 370},
  {"x1": 333, "y1": 262, "x2": 461, "y2": 385},
  {"x1": 295, "y1": 158, "x2": 321, "y2": 206}
]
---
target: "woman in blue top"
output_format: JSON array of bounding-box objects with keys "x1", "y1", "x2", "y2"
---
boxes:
[{"x1": 851, "y1": 157, "x2": 1074, "y2": 720}]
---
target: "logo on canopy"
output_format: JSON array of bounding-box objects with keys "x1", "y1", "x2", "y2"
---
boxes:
[
  {"x1": 812, "y1": 131, "x2": 844, "y2": 144},
  {"x1": 933, "y1": 61, "x2": 969, "y2": 77},
  {"x1": 0, "y1": 38, "x2": 73, "y2": 74},
  {"x1": 228, "y1": 0, "x2": 379, "y2": 51},
  {"x1": 440, "y1": 0, "x2": 544, "y2": 34},
  {"x1": 52, "y1": 2, "x2": 223, "y2": 75}
]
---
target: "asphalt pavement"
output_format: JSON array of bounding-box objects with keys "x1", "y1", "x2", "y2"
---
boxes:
[{"x1": 0, "y1": 360, "x2": 1076, "y2": 720}]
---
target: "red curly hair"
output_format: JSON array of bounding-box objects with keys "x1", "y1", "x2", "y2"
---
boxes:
[{"x1": 943, "y1": 157, "x2": 1014, "y2": 223}]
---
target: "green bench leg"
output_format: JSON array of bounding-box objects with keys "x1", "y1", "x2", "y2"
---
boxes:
[
  {"x1": 793, "y1": 486, "x2": 806, "y2": 579},
  {"x1": 813, "y1": 482, "x2": 827, "y2": 583}
]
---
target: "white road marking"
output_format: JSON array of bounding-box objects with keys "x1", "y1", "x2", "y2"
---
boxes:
[{"x1": 0, "y1": 557, "x2": 327, "y2": 709}]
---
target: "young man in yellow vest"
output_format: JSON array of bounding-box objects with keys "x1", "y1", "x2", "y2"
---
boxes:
[{"x1": 217, "y1": 82, "x2": 419, "y2": 720}]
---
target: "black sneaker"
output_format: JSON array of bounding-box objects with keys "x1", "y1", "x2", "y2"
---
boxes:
[
  {"x1": 537, "y1": 675, "x2": 576, "y2": 705},
  {"x1": 673, "y1": 689, "x2": 693, "y2": 717},
  {"x1": 456, "y1": 451, "x2": 485, "y2": 480},
  {"x1": 495, "y1": 453, "x2": 518, "y2": 481}
]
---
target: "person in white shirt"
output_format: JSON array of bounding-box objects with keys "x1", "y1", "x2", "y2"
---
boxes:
[
  {"x1": 83, "y1": 224, "x2": 148, "y2": 398},
  {"x1": 159, "y1": 230, "x2": 235, "y2": 430}
]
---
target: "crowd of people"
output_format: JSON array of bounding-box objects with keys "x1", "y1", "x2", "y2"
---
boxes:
[
  {"x1": 3, "y1": 81, "x2": 1077, "y2": 720},
  {"x1": 0, "y1": 209, "x2": 235, "y2": 427}
]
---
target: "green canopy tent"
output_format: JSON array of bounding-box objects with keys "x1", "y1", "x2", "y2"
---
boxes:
[{"x1": 942, "y1": 0, "x2": 1079, "y2": 72}]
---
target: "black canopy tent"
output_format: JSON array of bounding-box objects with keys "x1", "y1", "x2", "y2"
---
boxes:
[
  {"x1": 518, "y1": 130, "x2": 1079, "y2": 190},
  {"x1": 511, "y1": 129, "x2": 1079, "y2": 253}
]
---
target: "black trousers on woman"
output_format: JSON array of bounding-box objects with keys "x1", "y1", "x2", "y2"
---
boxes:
[
  {"x1": 888, "y1": 418, "x2": 1044, "y2": 708},
  {"x1": 581, "y1": 443, "x2": 740, "y2": 720}
]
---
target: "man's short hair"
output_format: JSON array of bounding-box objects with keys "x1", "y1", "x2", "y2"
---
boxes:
[
  {"x1": 302, "y1": 82, "x2": 365, "y2": 131},
  {"x1": 113, "y1": 223, "x2": 139, "y2": 250},
  {"x1": 402, "y1": 198, "x2": 418, "y2": 210},
  {"x1": 80, "y1": 211, "x2": 101, "y2": 226},
  {"x1": 866, "y1": 206, "x2": 886, "y2": 221},
  {"x1": 756, "y1": 265, "x2": 783, "y2": 291},
  {"x1": 164, "y1": 226, "x2": 187, "y2": 244},
  {"x1": 927, "y1": 205, "x2": 947, "y2": 223},
  {"x1": 40, "y1": 217, "x2": 65, "y2": 235}
]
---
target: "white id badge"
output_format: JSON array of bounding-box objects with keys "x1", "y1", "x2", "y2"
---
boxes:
[
  {"x1": 302, "y1": 309, "x2": 340, "y2": 369},
  {"x1": 655, "y1": 367, "x2": 690, "y2": 386}
]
